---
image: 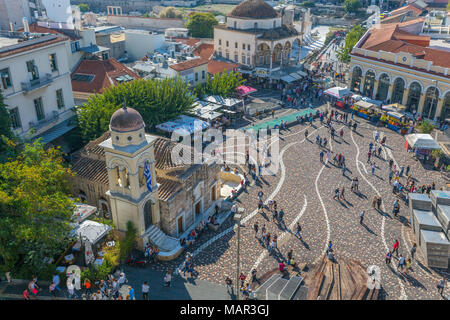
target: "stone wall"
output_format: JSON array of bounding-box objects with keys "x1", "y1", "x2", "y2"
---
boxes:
[{"x1": 107, "y1": 15, "x2": 185, "y2": 32}]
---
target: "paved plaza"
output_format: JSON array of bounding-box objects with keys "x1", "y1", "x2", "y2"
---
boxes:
[{"x1": 139, "y1": 109, "x2": 449, "y2": 300}]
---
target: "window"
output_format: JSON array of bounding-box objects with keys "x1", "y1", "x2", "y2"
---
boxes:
[
  {"x1": 49, "y1": 53, "x2": 58, "y2": 72},
  {"x1": 9, "y1": 107, "x2": 21, "y2": 129},
  {"x1": 248, "y1": 45, "x2": 251, "y2": 51},
  {"x1": 102, "y1": 51, "x2": 109, "y2": 60},
  {"x1": 34, "y1": 97, "x2": 44, "y2": 121},
  {"x1": 226, "y1": 52, "x2": 229, "y2": 60},
  {"x1": 202, "y1": 70, "x2": 205, "y2": 79},
  {"x1": 247, "y1": 56, "x2": 251, "y2": 65},
  {"x1": 235, "y1": 42, "x2": 238, "y2": 49},
  {"x1": 234, "y1": 54, "x2": 238, "y2": 62},
  {"x1": 242, "y1": 54, "x2": 246, "y2": 64},
  {"x1": 56, "y1": 89, "x2": 64, "y2": 109},
  {"x1": 218, "y1": 50, "x2": 222, "y2": 57},
  {"x1": 70, "y1": 41, "x2": 80, "y2": 53},
  {"x1": 26, "y1": 60, "x2": 39, "y2": 81},
  {"x1": 226, "y1": 41, "x2": 229, "y2": 47},
  {"x1": 242, "y1": 44, "x2": 246, "y2": 50},
  {"x1": 219, "y1": 39, "x2": 222, "y2": 45},
  {"x1": 195, "y1": 72, "x2": 198, "y2": 81},
  {"x1": 72, "y1": 73, "x2": 95, "y2": 82},
  {"x1": 0, "y1": 68, "x2": 12, "y2": 89}
]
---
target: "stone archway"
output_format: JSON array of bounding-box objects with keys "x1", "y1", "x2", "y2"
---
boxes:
[
  {"x1": 273, "y1": 43, "x2": 283, "y2": 63},
  {"x1": 350, "y1": 66, "x2": 362, "y2": 93},
  {"x1": 363, "y1": 70, "x2": 376, "y2": 97},
  {"x1": 283, "y1": 41, "x2": 291, "y2": 62},
  {"x1": 423, "y1": 86, "x2": 440, "y2": 119},
  {"x1": 257, "y1": 43, "x2": 270, "y2": 66},
  {"x1": 406, "y1": 81, "x2": 422, "y2": 113},
  {"x1": 376, "y1": 73, "x2": 390, "y2": 101},
  {"x1": 441, "y1": 92, "x2": 450, "y2": 120},
  {"x1": 391, "y1": 77, "x2": 405, "y2": 104}
]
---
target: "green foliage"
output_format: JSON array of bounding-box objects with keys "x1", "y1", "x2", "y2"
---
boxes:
[
  {"x1": 76, "y1": 78, "x2": 195, "y2": 143},
  {"x1": 0, "y1": 90, "x2": 14, "y2": 158},
  {"x1": 81, "y1": 238, "x2": 120, "y2": 282},
  {"x1": 77, "y1": 3, "x2": 90, "y2": 12},
  {"x1": 417, "y1": 120, "x2": 435, "y2": 134},
  {"x1": 201, "y1": 71, "x2": 244, "y2": 98},
  {"x1": 344, "y1": 0, "x2": 362, "y2": 13},
  {"x1": 186, "y1": 12, "x2": 218, "y2": 38},
  {"x1": 119, "y1": 221, "x2": 137, "y2": 262},
  {"x1": 301, "y1": 1, "x2": 316, "y2": 8},
  {"x1": 324, "y1": 31, "x2": 335, "y2": 46},
  {"x1": 447, "y1": 2, "x2": 450, "y2": 11},
  {"x1": 337, "y1": 24, "x2": 366, "y2": 63},
  {"x1": 159, "y1": 6, "x2": 184, "y2": 19},
  {"x1": 0, "y1": 140, "x2": 75, "y2": 278},
  {"x1": 432, "y1": 149, "x2": 443, "y2": 159}
]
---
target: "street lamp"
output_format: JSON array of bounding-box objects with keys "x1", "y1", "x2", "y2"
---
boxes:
[{"x1": 234, "y1": 209, "x2": 244, "y2": 300}]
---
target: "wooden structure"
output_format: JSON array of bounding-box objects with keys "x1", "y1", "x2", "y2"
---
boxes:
[{"x1": 305, "y1": 255, "x2": 380, "y2": 300}]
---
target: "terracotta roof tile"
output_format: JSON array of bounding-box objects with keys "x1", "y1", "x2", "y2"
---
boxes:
[
  {"x1": 71, "y1": 58, "x2": 140, "y2": 94},
  {"x1": 172, "y1": 38, "x2": 201, "y2": 46},
  {"x1": 193, "y1": 43, "x2": 214, "y2": 60},
  {"x1": 390, "y1": 3, "x2": 423, "y2": 16},
  {"x1": 207, "y1": 60, "x2": 241, "y2": 75},
  {"x1": 169, "y1": 58, "x2": 209, "y2": 72},
  {"x1": 71, "y1": 157, "x2": 109, "y2": 185}
]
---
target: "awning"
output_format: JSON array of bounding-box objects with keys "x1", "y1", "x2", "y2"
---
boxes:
[
  {"x1": 289, "y1": 73, "x2": 301, "y2": 80},
  {"x1": 73, "y1": 203, "x2": 97, "y2": 224},
  {"x1": 297, "y1": 70, "x2": 307, "y2": 77},
  {"x1": 198, "y1": 111, "x2": 222, "y2": 121},
  {"x1": 33, "y1": 117, "x2": 77, "y2": 145},
  {"x1": 236, "y1": 86, "x2": 257, "y2": 96},
  {"x1": 324, "y1": 87, "x2": 351, "y2": 99},
  {"x1": 281, "y1": 75, "x2": 296, "y2": 83}
]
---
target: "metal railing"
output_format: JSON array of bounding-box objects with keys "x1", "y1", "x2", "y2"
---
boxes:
[{"x1": 21, "y1": 73, "x2": 53, "y2": 93}]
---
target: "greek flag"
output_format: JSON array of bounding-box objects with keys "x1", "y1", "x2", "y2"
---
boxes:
[{"x1": 144, "y1": 160, "x2": 152, "y2": 192}]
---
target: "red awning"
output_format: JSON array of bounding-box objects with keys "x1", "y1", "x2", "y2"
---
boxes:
[{"x1": 236, "y1": 85, "x2": 257, "y2": 96}]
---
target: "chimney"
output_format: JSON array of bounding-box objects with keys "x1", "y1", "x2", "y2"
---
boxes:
[{"x1": 23, "y1": 17, "x2": 30, "y2": 33}]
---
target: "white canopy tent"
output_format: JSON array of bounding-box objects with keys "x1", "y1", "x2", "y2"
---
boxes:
[
  {"x1": 324, "y1": 87, "x2": 351, "y2": 99},
  {"x1": 405, "y1": 134, "x2": 441, "y2": 150},
  {"x1": 71, "y1": 220, "x2": 112, "y2": 245}
]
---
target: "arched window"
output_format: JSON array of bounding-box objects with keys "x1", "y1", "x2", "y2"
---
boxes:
[
  {"x1": 441, "y1": 92, "x2": 450, "y2": 120},
  {"x1": 391, "y1": 78, "x2": 405, "y2": 104},
  {"x1": 363, "y1": 70, "x2": 376, "y2": 97},
  {"x1": 350, "y1": 67, "x2": 362, "y2": 93},
  {"x1": 376, "y1": 74, "x2": 390, "y2": 101},
  {"x1": 406, "y1": 82, "x2": 422, "y2": 113},
  {"x1": 423, "y1": 87, "x2": 439, "y2": 119}
]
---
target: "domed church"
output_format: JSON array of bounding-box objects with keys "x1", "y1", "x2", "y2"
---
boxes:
[{"x1": 214, "y1": 0, "x2": 301, "y2": 73}]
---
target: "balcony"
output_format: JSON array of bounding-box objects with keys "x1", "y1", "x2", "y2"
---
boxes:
[{"x1": 21, "y1": 73, "x2": 53, "y2": 93}]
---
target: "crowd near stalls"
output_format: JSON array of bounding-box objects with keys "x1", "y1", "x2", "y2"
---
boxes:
[{"x1": 405, "y1": 133, "x2": 442, "y2": 162}]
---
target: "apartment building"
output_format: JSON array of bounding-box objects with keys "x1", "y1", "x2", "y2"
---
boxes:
[{"x1": 0, "y1": 33, "x2": 75, "y2": 146}]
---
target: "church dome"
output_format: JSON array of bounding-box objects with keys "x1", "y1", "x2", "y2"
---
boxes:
[
  {"x1": 110, "y1": 106, "x2": 145, "y2": 133},
  {"x1": 229, "y1": 0, "x2": 279, "y2": 19}
]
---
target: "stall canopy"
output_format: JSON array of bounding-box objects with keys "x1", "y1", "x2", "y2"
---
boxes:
[
  {"x1": 223, "y1": 98, "x2": 243, "y2": 107},
  {"x1": 355, "y1": 100, "x2": 376, "y2": 110},
  {"x1": 236, "y1": 86, "x2": 257, "y2": 96},
  {"x1": 383, "y1": 103, "x2": 406, "y2": 113},
  {"x1": 386, "y1": 111, "x2": 405, "y2": 120},
  {"x1": 199, "y1": 111, "x2": 222, "y2": 121},
  {"x1": 71, "y1": 220, "x2": 112, "y2": 245},
  {"x1": 324, "y1": 87, "x2": 351, "y2": 99},
  {"x1": 297, "y1": 70, "x2": 307, "y2": 77},
  {"x1": 205, "y1": 95, "x2": 225, "y2": 105},
  {"x1": 289, "y1": 73, "x2": 302, "y2": 81},
  {"x1": 156, "y1": 115, "x2": 210, "y2": 134},
  {"x1": 281, "y1": 75, "x2": 296, "y2": 83},
  {"x1": 405, "y1": 134, "x2": 442, "y2": 150}
]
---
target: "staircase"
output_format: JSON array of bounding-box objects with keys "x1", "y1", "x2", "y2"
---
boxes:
[{"x1": 145, "y1": 225, "x2": 182, "y2": 260}]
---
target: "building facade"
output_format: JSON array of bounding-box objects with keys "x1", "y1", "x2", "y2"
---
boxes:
[
  {"x1": 349, "y1": 24, "x2": 450, "y2": 120},
  {"x1": 0, "y1": 33, "x2": 76, "y2": 144}
]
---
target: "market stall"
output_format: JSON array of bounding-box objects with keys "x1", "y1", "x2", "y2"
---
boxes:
[
  {"x1": 405, "y1": 133, "x2": 442, "y2": 161},
  {"x1": 155, "y1": 115, "x2": 210, "y2": 135},
  {"x1": 73, "y1": 203, "x2": 97, "y2": 224},
  {"x1": 324, "y1": 86, "x2": 352, "y2": 109},
  {"x1": 351, "y1": 100, "x2": 378, "y2": 120}
]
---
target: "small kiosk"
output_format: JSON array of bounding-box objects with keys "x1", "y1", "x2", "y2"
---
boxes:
[
  {"x1": 324, "y1": 86, "x2": 351, "y2": 109},
  {"x1": 351, "y1": 100, "x2": 378, "y2": 121},
  {"x1": 379, "y1": 104, "x2": 409, "y2": 134},
  {"x1": 405, "y1": 133, "x2": 442, "y2": 162}
]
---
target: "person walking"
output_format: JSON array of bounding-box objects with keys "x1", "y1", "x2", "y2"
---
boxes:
[
  {"x1": 393, "y1": 239, "x2": 400, "y2": 256},
  {"x1": 225, "y1": 277, "x2": 233, "y2": 293},
  {"x1": 334, "y1": 187, "x2": 340, "y2": 200},
  {"x1": 67, "y1": 279, "x2": 78, "y2": 299},
  {"x1": 406, "y1": 165, "x2": 410, "y2": 177},
  {"x1": 253, "y1": 222, "x2": 259, "y2": 238},
  {"x1": 83, "y1": 278, "x2": 92, "y2": 296},
  {"x1": 49, "y1": 282, "x2": 57, "y2": 298},
  {"x1": 320, "y1": 150, "x2": 324, "y2": 163},
  {"x1": 385, "y1": 251, "x2": 392, "y2": 265},
  {"x1": 371, "y1": 162, "x2": 376, "y2": 175},
  {"x1": 411, "y1": 243, "x2": 417, "y2": 260},
  {"x1": 340, "y1": 187, "x2": 345, "y2": 200},
  {"x1": 360, "y1": 210, "x2": 365, "y2": 225},
  {"x1": 142, "y1": 281, "x2": 150, "y2": 300},
  {"x1": 164, "y1": 270, "x2": 172, "y2": 287},
  {"x1": 376, "y1": 197, "x2": 382, "y2": 211},
  {"x1": 295, "y1": 222, "x2": 303, "y2": 240},
  {"x1": 397, "y1": 254, "x2": 405, "y2": 271},
  {"x1": 437, "y1": 277, "x2": 446, "y2": 295}
]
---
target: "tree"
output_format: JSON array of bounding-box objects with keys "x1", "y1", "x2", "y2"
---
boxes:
[
  {"x1": 159, "y1": 7, "x2": 184, "y2": 19},
  {"x1": 0, "y1": 90, "x2": 16, "y2": 162},
  {"x1": 76, "y1": 78, "x2": 195, "y2": 143},
  {"x1": 337, "y1": 24, "x2": 366, "y2": 63},
  {"x1": 344, "y1": 0, "x2": 362, "y2": 13},
  {"x1": 77, "y1": 3, "x2": 90, "y2": 13},
  {"x1": 194, "y1": 71, "x2": 244, "y2": 99},
  {"x1": 0, "y1": 140, "x2": 75, "y2": 279},
  {"x1": 186, "y1": 12, "x2": 218, "y2": 38},
  {"x1": 447, "y1": 2, "x2": 450, "y2": 12}
]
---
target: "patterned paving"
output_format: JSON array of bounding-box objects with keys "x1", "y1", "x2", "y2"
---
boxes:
[{"x1": 145, "y1": 111, "x2": 449, "y2": 300}]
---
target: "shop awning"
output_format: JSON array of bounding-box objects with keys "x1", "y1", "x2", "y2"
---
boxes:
[
  {"x1": 199, "y1": 111, "x2": 222, "y2": 121},
  {"x1": 324, "y1": 87, "x2": 351, "y2": 99},
  {"x1": 33, "y1": 117, "x2": 77, "y2": 145},
  {"x1": 297, "y1": 70, "x2": 307, "y2": 77},
  {"x1": 236, "y1": 86, "x2": 257, "y2": 96},
  {"x1": 281, "y1": 75, "x2": 296, "y2": 83}
]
